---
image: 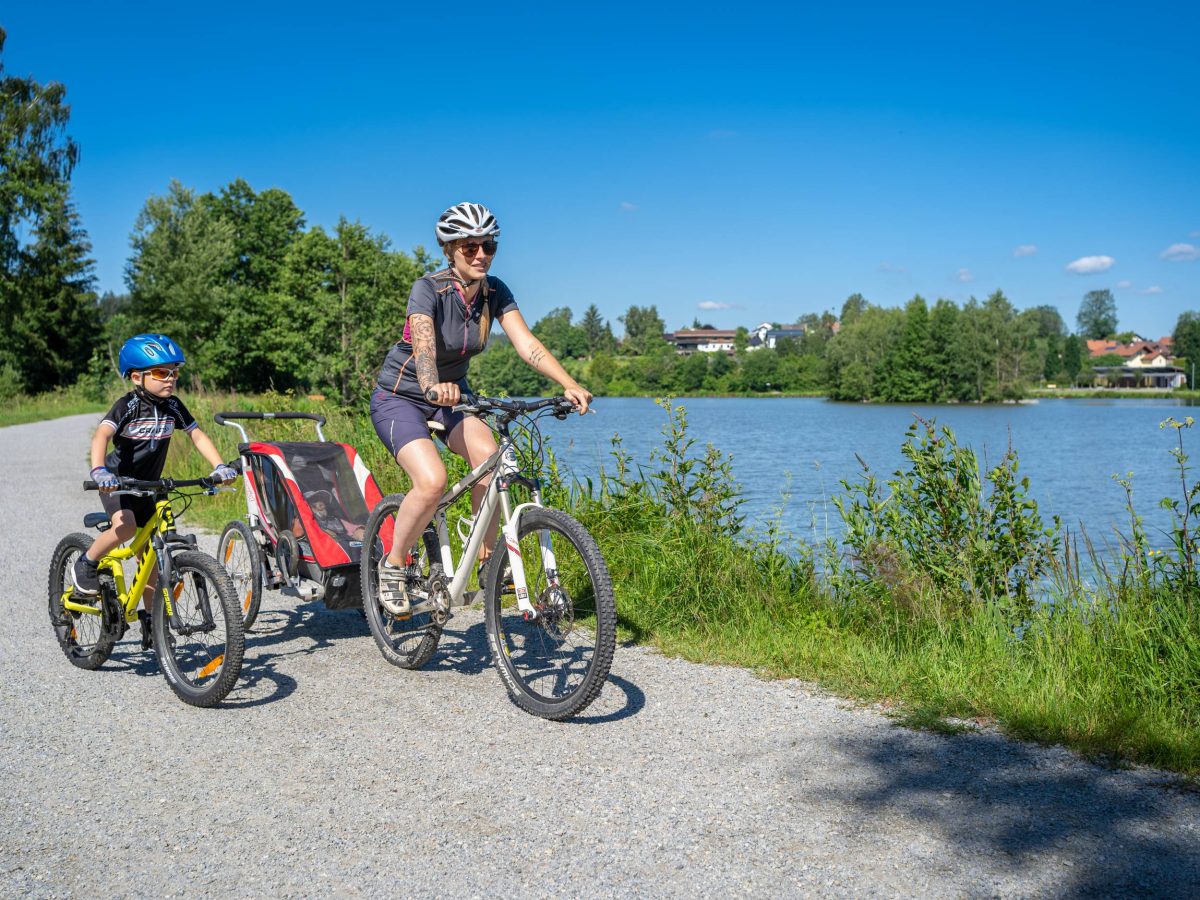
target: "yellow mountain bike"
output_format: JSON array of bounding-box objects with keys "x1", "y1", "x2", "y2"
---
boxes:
[{"x1": 48, "y1": 474, "x2": 245, "y2": 708}]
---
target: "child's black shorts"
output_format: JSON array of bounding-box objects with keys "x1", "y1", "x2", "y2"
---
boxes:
[{"x1": 101, "y1": 491, "x2": 156, "y2": 529}]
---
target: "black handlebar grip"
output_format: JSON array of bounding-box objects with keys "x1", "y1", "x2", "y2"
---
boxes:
[{"x1": 425, "y1": 388, "x2": 439, "y2": 403}]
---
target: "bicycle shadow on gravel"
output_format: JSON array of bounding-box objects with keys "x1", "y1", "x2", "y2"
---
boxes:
[
  {"x1": 415, "y1": 616, "x2": 646, "y2": 723},
  {"x1": 422, "y1": 618, "x2": 494, "y2": 677},
  {"x1": 222, "y1": 602, "x2": 368, "y2": 706},
  {"x1": 804, "y1": 725, "x2": 1199, "y2": 895}
]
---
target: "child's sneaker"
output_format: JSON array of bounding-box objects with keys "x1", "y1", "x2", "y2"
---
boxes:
[
  {"x1": 72, "y1": 555, "x2": 100, "y2": 596},
  {"x1": 378, "y1": 559, "x2": 410, "y2": 616}
]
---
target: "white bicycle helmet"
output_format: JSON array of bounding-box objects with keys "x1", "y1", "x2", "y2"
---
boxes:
[{"x1": 435, "y1": 202, "x2": 500, "y2": 246}]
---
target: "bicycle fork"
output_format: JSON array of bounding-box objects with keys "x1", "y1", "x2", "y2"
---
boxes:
[{"x1": 154, "y1": 535, "x2": 215, "y2": 635}]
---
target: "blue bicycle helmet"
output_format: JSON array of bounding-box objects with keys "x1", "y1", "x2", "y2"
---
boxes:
[{"x1": 119, "y1": 334, "x2": 186, "y2": 378}]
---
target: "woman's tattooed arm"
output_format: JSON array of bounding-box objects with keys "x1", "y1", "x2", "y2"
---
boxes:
[
  {"x1": 410, "y1": 315, "x2": 440, "y2": 393},
  {"x1": 526, "y1": 341, "x2": 549, "y2": 373}
]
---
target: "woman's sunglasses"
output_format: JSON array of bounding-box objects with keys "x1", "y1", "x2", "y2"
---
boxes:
[
  {"x1": 141, "y1": 366, "x2": 181, "y2": 381},
  {"x1": 458, "y1": 239, "x2": 498, "y2": 258}
]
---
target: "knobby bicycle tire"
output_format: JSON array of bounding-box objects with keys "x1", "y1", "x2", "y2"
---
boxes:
[
  {"x1": 153, "y1": 550, "x2": 245, "y2": 707},
  {"x1": 361, "y1": 493, "x2": 443, "y2": 669},
  {"x1": 47, "y1": 533, "x2": 118, "y2": 670},
  {"x1": 484, "y1": 507, "x2": 616, "y2": 719}
]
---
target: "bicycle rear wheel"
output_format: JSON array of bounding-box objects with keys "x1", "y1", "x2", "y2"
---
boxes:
[
  {"x1": 153, "y1": 550, "x2": 245, "y2": 707},
  {"x1": 484, "y1": 507, "x2": 616, "y2": 719},
  {"x1": 361, "y1": 493, "x2": 442, "y2": 669},
  {"x1": 47, "y1": 533, "x2": 118, "y2": 670},
  {"x1": 218, "y1": 520, "x2": 263, "y2": 630}
]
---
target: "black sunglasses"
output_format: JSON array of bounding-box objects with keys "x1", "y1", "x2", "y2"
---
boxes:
[{"x1": 459, "y1": 239, "x2": 498, "y2": 257}]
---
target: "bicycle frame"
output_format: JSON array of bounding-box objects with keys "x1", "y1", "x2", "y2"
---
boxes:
[
  {"x1": 419, "y1": 418, "x2": 558, "y2": 618},
  {"x1": 60, "y1": 494, "x2": 195, "y2": 629}
]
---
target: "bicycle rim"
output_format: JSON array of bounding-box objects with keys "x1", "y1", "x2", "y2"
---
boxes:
[
  {"x1": 485, "y1": 507, "x2": 616, "y2": 719},
  {"x1": 361, "y1": 494, "x2": 441, "y2": 669},
  {"x1": 154, "y1": 550, "x2": 245, "y2": 707},
  {"x1": 219, "y1": 520, "x2": 262, "y2": 629}
]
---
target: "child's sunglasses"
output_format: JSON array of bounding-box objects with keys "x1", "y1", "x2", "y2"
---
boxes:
[{"x1": 142, "y1": 366, "x2": 181, "y2": 381}]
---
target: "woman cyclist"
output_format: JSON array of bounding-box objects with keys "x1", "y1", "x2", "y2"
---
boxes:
[{"x1": 370, "y1": 202, "x2": 591, "y2": 612}]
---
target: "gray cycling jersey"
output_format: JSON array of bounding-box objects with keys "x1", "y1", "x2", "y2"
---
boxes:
[{"x1": 375, "y1": 269, "x2": 519, "y2": 400}]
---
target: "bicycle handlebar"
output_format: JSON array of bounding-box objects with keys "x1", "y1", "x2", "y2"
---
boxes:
[
  {"x1": 83, "y1": 460, "x2": 242, "y2": 493},
  {"x1": 452, "y1": 394, "x2": 581, "y2": 418}
]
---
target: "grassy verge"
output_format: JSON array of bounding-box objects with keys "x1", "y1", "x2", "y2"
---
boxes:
[
  {"x1": 84, "y1": 389, "x2": 1200, "y2": 774},
  {"x1": 0, "y1": 386, "x2": 107, "y2": 428}
]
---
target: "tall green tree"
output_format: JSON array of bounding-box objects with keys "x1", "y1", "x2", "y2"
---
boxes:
[
  {"x1": 0, "y1": 28, "x2": 98, "y2": 391},
  {"x1": 274, "y1": 218, "x2": 424, "y2": 403},
  {"x1": 618, "y1": 304, "x2": 667, "y2": 355},
  {"x1": 7, "y1": 199, "x2": 99, "y2": 387},
  {"x1": 579, "y1": 303, "x2": 616, "y2": 355},
  {"x1": 1172, "y1": 311, "x2": 1200, "y2": 380},
  {"x1": 876, "y1": 295, "x2": 935, "y2": 402},
  {"x1": 1076, "y1": 289, "x2": 1118, "y2": 339},
  {"x1": 839, "y1": 293, "x2": 868, "y2": 329},
  {"x1": 1027, "y1": 304, "x2": 1067, "y2": 338},
  {"x1": 1062, "y1": 334, "x2": 1084, "y2": 383},
  {"x1": 124, "y1": 181, "x2": 236, "y2": 384},
  {"x1": 202, "y1": 180, "x2": 305, "y2": 390},
  {"x1": 927, "y1": 298, "x2": 963, "y2": 401},
  {"x1": 825, "y1": 305, "x2": 903, "y2": 401}
]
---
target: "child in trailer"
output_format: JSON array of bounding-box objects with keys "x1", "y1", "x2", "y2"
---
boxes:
[
  {"x1": 303, "y1": 489, "x2": 366, "y2": 542},
  {"x1": 72, "y1": 334, "x2": 238, "y2": 644}
]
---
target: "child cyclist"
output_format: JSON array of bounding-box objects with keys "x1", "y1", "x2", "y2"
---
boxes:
[{"x1": 72, "y1": 334, "x2": 237, "y2": 641}]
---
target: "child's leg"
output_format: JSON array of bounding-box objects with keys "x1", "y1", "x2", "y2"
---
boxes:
[{"x1": 85, "y1": 509, "x2": 137, "y2": 560}]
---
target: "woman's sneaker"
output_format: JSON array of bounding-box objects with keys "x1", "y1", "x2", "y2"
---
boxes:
[
  {"x1": 377, "y1": 559, "x2": 410, "y2": 616},
  {"x1": 72, "y1": 555, "x2": 100, "y2": 596}
]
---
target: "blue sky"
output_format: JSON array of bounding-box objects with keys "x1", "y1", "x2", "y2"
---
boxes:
[{"x1": 5, "y1": 2, "x2": 1198, "y2": 337}]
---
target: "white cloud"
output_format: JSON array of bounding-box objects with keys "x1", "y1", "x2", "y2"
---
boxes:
[
  {"x1": 954, "y1": 267, "x2": 974, "y2": 283},
  {"x1": 619, "y1": 201, "x2": 638, "y2": 212},
  {"x1": 1116, "y1": 279, "x2": 1133, "y2": 289},
  {"x1": 878, "y1": 261, "x2": 907, "y2": 274},
  {"x1": 1161, "y1": 243, "x2": 1199, "y2": 262},
  {"x1": 1013, "y1": 244, "x2": 1038, "y2": 257},
  {"x1": 1066, "y1": 255, "x2": 1115, "y2": 274},
  {"x1": 1191, "y1": 231, "x2": 1200, "y2": 239},
  {"x1": 697, "y1": 300, "x2": 734, "y2": 310},
  {"x1": 1139, "y1": 285, "x2": 1164, "y2": 295}
]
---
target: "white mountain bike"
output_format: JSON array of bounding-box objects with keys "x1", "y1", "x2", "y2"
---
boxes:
[{"x1": 360, "y1": 395, "x2": 616, "y2": 720}]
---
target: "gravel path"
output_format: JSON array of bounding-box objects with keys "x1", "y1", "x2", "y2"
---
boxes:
[{"x1": 2, "y1": 412, "x2": 1198, "y2": 898}]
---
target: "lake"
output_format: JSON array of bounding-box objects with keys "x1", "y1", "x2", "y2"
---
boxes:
[{"x1": 538, "y1": 397, "x2": 1200, "y2": 551}]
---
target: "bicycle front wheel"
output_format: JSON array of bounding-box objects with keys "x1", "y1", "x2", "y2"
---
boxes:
[
  {"x1": 484, "y1": 507, "x2": 616, "y2": 720},
  {"x1": 153, "y1": 550, "x2": 245, "y2": 707},
  {"x1": 48, "y1": 533, "x2": 117, "y2": 670},
  {"x1": 360, "y1": 493, "x2": 442, "y2": 670},
  {"x1": 218, "y1": 520, "x2": 263, "y2": 630}
]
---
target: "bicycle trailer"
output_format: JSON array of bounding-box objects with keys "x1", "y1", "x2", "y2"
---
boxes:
[{"x1": 215, "y1": 411, "x2": 394, "y2": 626}]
